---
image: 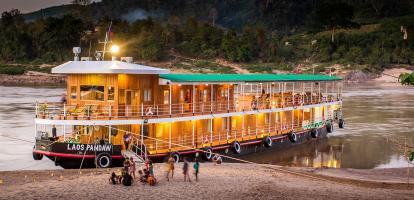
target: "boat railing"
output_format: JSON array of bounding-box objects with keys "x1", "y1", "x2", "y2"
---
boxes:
[
  {"x1": 144, "y1": 117, "x2": 328, "y2": 153},
  {"x1": 35, "y1": 95, "x2": 340, "y2": 120}
]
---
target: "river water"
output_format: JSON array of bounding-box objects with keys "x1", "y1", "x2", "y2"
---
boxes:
[{"x1": 0, "y1": 83, "x2": 413, "y2": 171}]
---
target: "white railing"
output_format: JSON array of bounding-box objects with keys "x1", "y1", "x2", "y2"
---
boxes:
[
  {"x1": 143, "y1": 117, "x2": 330, "y2": 153},
  {"x1": 35, "y1": 94, "x2": 341, "y2": 120}
]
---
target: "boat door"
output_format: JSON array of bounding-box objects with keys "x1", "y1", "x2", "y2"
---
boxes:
[{"x1": 125, "y1": 90, "x2": 139, "y2": 117}]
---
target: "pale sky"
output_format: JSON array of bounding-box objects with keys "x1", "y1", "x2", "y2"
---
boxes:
[{"x1": 0, "y1": 0, "x2": 99, "y2": 14}]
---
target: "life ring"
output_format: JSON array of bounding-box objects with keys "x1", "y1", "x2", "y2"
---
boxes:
[
  {"x1": 95, "y1": 153, "x2": 112, "y2": 168},
  {"x1": 145, "y1": 107, "x2": 154, "y2": 116},
  {"x1": 203, "y1": 147, "x2": 214, "y2": 160},
  {"x1": 326, "y1": 122, "x2": 334, "y2": 133},
  {"x1": 232, "y1": 141, "x2": 242, "y2": 154},
  {"x1": 171, "y1": 152, "x2": 180, "y2": 163},
  {"x1": 311, "y1": 128, "x2": 319, "y2": 138},
  {"x1": 288, "y1": 132, "x2": 297, "y2": 143},
  {"x1": 32, "y1": 146, "x2": 43, "y2": 160},
  {"x1": 263, "y1": 136, "x2": 272, "y2": 148},
  {"x1": 338, "y1": 119, "x2": 345, "y2": 128}
]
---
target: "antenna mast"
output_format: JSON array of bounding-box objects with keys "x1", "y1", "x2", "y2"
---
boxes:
[{"x1": 96, "y1": 21, "x2": 112, "y2": 60}]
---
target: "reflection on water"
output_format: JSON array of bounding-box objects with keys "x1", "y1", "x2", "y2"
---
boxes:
[
  {"x1": 242, "y1": 83, "x2": 414, "y2": 169},
  {"x1": 0, "y1": 83, "x2": 413, "y2": 170}
]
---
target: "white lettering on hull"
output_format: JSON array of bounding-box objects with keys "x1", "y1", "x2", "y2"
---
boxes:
[{"x1": 67, "y1": 144, "x2": 112, "y2": 152}]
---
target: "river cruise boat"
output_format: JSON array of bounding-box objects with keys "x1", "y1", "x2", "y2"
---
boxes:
[{"x1": 32, "y1": 55, "x2": 344, "y2": 168}]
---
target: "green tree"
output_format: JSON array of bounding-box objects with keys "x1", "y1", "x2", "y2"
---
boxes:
[{"x1": 313, "y1": 2, "x2": 358, "y2": 43}]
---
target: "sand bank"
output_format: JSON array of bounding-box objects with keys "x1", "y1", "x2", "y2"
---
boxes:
[
  {"x1": 0, "y1": 71, "x2": 66, "y2": 86},
  {"x1": 1, "y1": 163, "x2": 413, "y2": 200}
]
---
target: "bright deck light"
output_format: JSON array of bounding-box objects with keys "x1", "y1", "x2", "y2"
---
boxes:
[{"x1": 110, "y1": 45, "x2": 120, "y2": 53}]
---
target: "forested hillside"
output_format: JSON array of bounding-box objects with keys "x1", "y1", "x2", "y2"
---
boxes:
[{"x1": 1, "y1": 0, "x2": 413, "y2": 74}]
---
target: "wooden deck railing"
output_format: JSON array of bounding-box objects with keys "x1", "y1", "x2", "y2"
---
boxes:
[{"x1": 35, "y1": 95, "x2": 340, "y2": 120}]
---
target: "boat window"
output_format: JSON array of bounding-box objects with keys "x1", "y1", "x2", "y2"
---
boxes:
[
  {"x1": 80, "y1": 85, "x2": 104, "y2": 101},
  {"x1": 108, "y1": 86, "x2": 114, "y2": 101},
  {"x1": 163, "y1": 90, "x2": 170, "y2": 104},
  {"x1": 144, "y1": 89, "x2": 151, "y2": 102},
  {"x1": 70, "y1": 86, "x2": 77, "y2": 99}
]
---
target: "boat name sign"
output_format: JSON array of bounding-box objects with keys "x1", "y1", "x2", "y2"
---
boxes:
[{"x1": 67, "y1": 144, "x2": 112, "y2": 152}]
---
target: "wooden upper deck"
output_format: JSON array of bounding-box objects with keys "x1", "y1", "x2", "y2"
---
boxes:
[{"x1": 35, "y1": 61, "x2": 342, "y2": 122}]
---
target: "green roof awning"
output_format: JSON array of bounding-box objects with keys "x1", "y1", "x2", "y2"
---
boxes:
[{"x1": 160, "y1": 74, "x2": 341, "y2": 83}]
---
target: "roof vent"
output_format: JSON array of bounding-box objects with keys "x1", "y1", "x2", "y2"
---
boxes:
[
  {"x1": 73, "y1": 47, "x2": 81, "y2": 61},
  {"x1": 81, "y1": 57, "x2": 93, "y2": 61},
  {"x1": 120, "y1": 57, "x2": 133, "y2": 63}
]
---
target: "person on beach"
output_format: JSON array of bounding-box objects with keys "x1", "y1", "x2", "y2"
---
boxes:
[
  {"x1": 109, "y1": 172, "x2": 118, "y2": 184},
  {"x1": 119, "y1": 167, "x2": 128, "y2": 183},
  {"x1": 212, "y1": 155, "x2": 222, "y2": 165},
  {"x1": 124, "y1": 133, "x2": 131, "y2": 150},
  {"x1": 193, "y1": 159, "x2": 200, "y2": 181},
  {"x1": 182, "y1": 157, "x2": 191, "y2": 182},
  {"x1": 122, "y1": 168, "x2": 133, "y2": 186},
  {"x1": 129, "y1": 157, "x2": 136, "y2": 179},
  {"x1": 145, "y1": 159, "x2": 154, "y2": 176},
  {"x1": 123, "y1": 157, "x2": 130, "y2": 172},
  {"x1": 166, "y1": 155, "x2": 175, "y2": 181}
]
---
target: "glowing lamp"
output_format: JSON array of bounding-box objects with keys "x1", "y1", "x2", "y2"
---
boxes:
[{"x1": 110, "y1": 45, "x2": 120, "y2": 54}]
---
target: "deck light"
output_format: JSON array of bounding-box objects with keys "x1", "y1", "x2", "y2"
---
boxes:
[{"x1": 110, "y1": 45, "x2": 120, "y2": 54}]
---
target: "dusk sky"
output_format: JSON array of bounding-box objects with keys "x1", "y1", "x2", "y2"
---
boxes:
[{"x1": 0, "y1": 0, "x2": 92, "y2": 14}]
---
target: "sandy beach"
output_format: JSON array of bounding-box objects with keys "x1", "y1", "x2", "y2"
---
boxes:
[{"x1": 1, "y1": 163, "x2": 413, "y2": 200}]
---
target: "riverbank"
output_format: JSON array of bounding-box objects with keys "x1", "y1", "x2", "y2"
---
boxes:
[
  {"x1": 1, "y1": 163, "x2": 413, "y2": 199},
  {"x1": 0, "y1": 71, "x2": 66, "y2": 86}
]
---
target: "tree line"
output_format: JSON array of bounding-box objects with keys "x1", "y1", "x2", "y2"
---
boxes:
[{"x1": 0, "y1": 0, "x2": 413, "y2": 73}]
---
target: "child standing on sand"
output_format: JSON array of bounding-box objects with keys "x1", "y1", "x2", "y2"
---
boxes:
[
  {"x1": 182, "y1": 158, "x2": 191, "y2": 182},
  {"x1": 166, "y1": 155, "x2": 175, "y2": 181},
  {"x1": 129, "y1": 157, "x2": 136, "y2": 179},
  {"x1": 193, "y1": 159, "x2": 199, "y2": 181}
]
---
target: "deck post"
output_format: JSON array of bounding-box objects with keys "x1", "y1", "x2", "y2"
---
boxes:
[
  {"x1": 63, "y1": 125, "x2": 66, "y2": 142},
  {"x1": 280, "y1": 112, "x2": 283, "y2": 131},
  {"x1": 210, "y1": 118, "x2": 213, "y2": 144},
  {"x1": 255, "y1": 115, "x2": 258, "y2": 137},
  {"x1": 256, "y1": 83, "x2": 259, "y2": 109},
  {"x1": 281, "y1": 82, "x2": 284, "y2": 107},
  {"x1": 169, "y1": 84, "x2": 172, "y2": 116},
  {"x1": 311, "y1": 81, "x2": 313, "y2": 104},
  {"x1": 241, "y1": 83, "x2": 245, "y2": 111},
  {"x1": 192, "y1": 120, "x2": 195, "y2": 147},
  {"x1": 318, "y1": 82, "x2": 321, "y2": 103},
  {"x1": 292, "y1": 82, "x2": 295, "y2": 105},
  {"x1": 270, "y1": 82, "x2": 273, "y2": 109},
  {"x1": 192, "y1": 84, "x2": 195, "y2": 115},
  {"x1": 227, "y1": 84, "x2": 230, "y2": 112},
  {"x1": 63, "y1": 103, "x2": 66, "y2": 119},
  {"x1": 141, "y1": 103, "x2": 143, "y2": 117},
  {"x1": 169, "y1": 122, "x2": 172, "y2": 150},
  {"x1": 141, "y1": 123, "x2": 144, "y2": 152},
  {"x1": 109, "y1": 125, "x2": 112, "y2": 143},
  {"x1": 241, "y1": 114, "x2": 245, "y2": 140},
  {"x1": 210, "y1": 84, "x2": 214, "y2": 113},
  {"x1": 302, "y1": 82, "x2": 304, "y2": 105},
  {"x1": 34, "y1": 122, "x2": 37, "y2": 139},
  {"x1": 268, "y1": 113, "x2": 271, "y2": 134},
  {"x1": 291, "y1": 110, "x2": 294, "y2": 130}
]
